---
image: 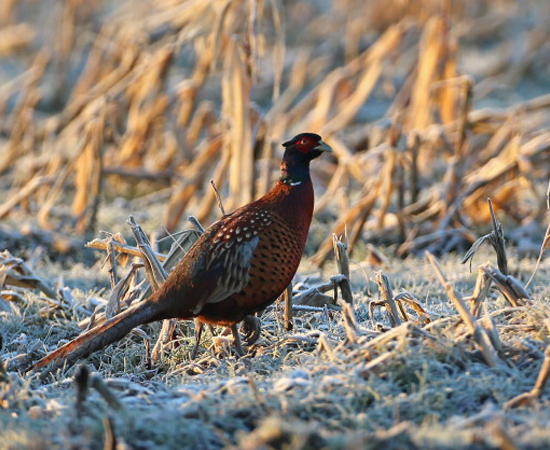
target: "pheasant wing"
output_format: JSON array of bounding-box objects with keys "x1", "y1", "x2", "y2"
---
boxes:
[{"x1": 188, "y1": 208, "x2": 273, "y2": 314}]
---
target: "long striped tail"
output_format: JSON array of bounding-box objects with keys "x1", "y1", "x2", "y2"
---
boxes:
[{"x1": 29, "y1": 300, "x2": 161, "y2": 375}]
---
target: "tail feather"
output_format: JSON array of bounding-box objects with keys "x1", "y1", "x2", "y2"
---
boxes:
[{"x1": 29, "y1": 300, "x2": 159, "y2": 374}]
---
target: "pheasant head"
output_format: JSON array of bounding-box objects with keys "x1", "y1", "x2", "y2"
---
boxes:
[{"x1": 280, "y1": 133, "x2": 333, "y2": 186}]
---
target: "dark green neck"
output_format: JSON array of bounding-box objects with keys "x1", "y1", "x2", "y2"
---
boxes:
[{"x1": 280, "y1": 162, "x2": 310, "y2": 186}]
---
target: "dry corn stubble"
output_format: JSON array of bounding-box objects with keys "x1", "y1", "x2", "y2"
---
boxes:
[{"x1": 2, "y1": 1, "x2": 550, "y2": 449}]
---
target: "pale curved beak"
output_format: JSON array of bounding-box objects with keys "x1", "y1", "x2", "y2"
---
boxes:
[{"x1": 314, "y1": 140, "x2": 333, "y2": 153}]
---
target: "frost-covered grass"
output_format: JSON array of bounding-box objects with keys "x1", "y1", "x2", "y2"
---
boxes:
[
  {"x1": 1, "y1": 246, "x2": 550, "y2": 450},
  {"x1": 2, "y1": 0, "x2": 550, "y2": 448}
]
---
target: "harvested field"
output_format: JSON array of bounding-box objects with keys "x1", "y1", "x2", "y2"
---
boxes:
[{"x1": 2, "y1": 0, "x2": 550, "y2": 449}]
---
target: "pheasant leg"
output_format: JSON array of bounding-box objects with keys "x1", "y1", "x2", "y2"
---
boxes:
[
  {"x1": 241, "y1": 314, "x2": 261, "y2": 345},
  {"x1": 190, "y1": 319, "x2": 204, "y2": 360},
  {"x1": 230, "y1": 324, "x2": 245, "y2": 357}
]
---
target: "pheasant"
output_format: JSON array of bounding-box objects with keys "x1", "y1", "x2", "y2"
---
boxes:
[{"x1": 30, "y1": 133, "x2": 333, "y2": 373}]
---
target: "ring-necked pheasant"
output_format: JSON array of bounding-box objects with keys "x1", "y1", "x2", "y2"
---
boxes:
[{"x1": 30, "y1": 133, "x2": 332, "y2": 373}]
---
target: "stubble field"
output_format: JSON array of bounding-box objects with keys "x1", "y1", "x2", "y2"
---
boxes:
[{"x1": 2, "y1": 1, "x2": 550, "y2": 449}]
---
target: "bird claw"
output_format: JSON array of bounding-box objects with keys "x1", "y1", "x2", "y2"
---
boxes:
[{"x1": 240, "y1": 315, "x2": 261, "y2": 345}]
